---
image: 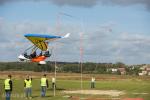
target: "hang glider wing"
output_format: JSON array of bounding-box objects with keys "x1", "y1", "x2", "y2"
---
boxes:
[{"x1": 24, "y1": 34, "x2": 61, "y2": 51}]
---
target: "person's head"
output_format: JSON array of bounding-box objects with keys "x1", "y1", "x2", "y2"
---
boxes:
[
  {"x1": 43, "y1": 74, "x2": 46, "y2": 77},
  {"x1": 26, "y1": 75, "x2": 30, "y2": 79},
  {"x1": 8, "y1": 74, "x2": 12, "y2": 79}
]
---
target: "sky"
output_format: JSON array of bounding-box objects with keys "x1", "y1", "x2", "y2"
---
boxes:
[{"x1": 0, "y1": 0, "x2": 150, "y2": 64}]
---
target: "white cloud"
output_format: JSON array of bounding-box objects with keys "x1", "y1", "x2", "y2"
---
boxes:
[{"x1": 0, "y1": 18, "x2": 150, "y2": 64}]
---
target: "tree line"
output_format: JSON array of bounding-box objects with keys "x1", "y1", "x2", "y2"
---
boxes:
[{"x1": 0, "y1": 61, "x2": 143, "y2": 75}]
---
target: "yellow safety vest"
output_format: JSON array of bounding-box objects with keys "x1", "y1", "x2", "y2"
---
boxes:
[
  {"x1": 52, "y1": 78, "x2": 55, "y2": 83},
  {"x1": 41, "y1": 78, "x2": 47, "y2": 86},
  {"x1": 4, "y1": 79, "x2": 10, "y2": 90},
  {"x1": 24, "y1": 79, "x2": 32, "y2": 88}
]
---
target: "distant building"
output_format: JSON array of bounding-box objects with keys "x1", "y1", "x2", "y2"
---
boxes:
[
  {"x1": 107, "y1": 68, "x2": 126, "y2": 75},
  {"x1": 118, "y1": 68, "x2": 126, "y2": 75},
  {"x1": 107, "y1": 68, "x2": 118, "y2": 73},
  {"x1": 139, "y1": 64, "x2": 150, "y2": 76},
  {"x1": 146, "y1": 67, "x2": 150, "y2": 75},
  {"x1": 111, "y1": 68, "x2": 118, "y2": 72}
]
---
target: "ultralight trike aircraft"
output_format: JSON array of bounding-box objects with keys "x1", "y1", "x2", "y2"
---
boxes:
[{"x1": 18, "y1": 33, "x2": 70, "y2": 64}]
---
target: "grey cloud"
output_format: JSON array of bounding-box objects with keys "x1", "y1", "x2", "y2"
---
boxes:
[
  {"x1": 51, "y1": 0, "x2": 150, "y2": 9},
  {"x1": 0, "y1": 0, "x2": 99, "y2": 7},
  {"x1": 99, "y1": 0, "x2": 150, "y2": 11},
  {"x1": 0, "y1": 0, "x2": 150, "y2": 10},
  {"x1": 50, "y1": 0, "x2": 99, "y2": 7},
  {"x1": 102, "y1": 0, "x2": 150, "y2": 9}
]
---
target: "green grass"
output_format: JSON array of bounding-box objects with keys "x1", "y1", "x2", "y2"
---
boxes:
[{"x1": 0, "y1": 76, "x2": 150, "y2": 100}]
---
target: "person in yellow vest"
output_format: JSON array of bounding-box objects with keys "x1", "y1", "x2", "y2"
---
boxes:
[
  {"x1": 4, "y1": 74, "x2": 13, "y2": 100},
  {"x1": 40, "y1": 74, "x2": 49, "y2": 97},
  {"x1": 24, "y1": 75, "x2": 32, "y2": 99}
]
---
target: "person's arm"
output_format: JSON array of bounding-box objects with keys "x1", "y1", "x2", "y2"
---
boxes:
[
  {"x1": 4, "y1": 81, "x2": 5, "y2": 89},
  {"x1": 24, "y1": 80, "x2": 26, "y2": 88},
  {"x1": 9, "y1": 80, "x2": 12, "y2": 91},
  {"x1": 46, "y1": 79, "x2": 49, "y2": 88},
  {"x1": 40, "y1": 79, "x2": 41, "y2": 84}
]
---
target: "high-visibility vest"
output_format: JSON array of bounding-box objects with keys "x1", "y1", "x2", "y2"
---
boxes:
[
  {"x1": 24, "y1": 79, "x2": 32, "y2": 88},
  {"x1": 52, "y1": 78, "x2": 55, "y2": 83},
  {"x1": 91, "y1": 77, "x2": 95, "y2": 82},
  {"x1": 41, "y1": 78, "x2": 47, "y2": 86},
  {"x1": 4, "y1": 79, "x2": 10, "y2": 90}
]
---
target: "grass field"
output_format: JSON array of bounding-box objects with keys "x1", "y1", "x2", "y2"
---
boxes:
[{"x1": 0, "y1": 72, "x2": 150, "y2": 100}]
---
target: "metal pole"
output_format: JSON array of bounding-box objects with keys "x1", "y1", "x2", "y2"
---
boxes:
[
  {"x1": 80, "y1": 32, "x2": 83, "y2": 91},
  {"x1": 80, "y1": 18, "x2": 84, "y2": 92},
  {"x1": 53, "y1": 13, "x2": 61, "y2": 97},
  {"x1": 53, "y1": 46, "x2": 56, "y2": 97}
]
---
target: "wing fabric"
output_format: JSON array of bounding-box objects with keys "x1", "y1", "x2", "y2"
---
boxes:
[{"x1": 24, "y1": 34, "x2": 61, "y2": 51}]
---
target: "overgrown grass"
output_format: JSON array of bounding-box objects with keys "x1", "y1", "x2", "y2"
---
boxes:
[{"x1": 0, "y1": 75, "x2": 150, "y2": 100}]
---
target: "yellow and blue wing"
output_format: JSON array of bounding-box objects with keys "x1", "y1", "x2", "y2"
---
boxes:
[{"x1": 24, "y1": 34, "x2": 61, "y2": 51}]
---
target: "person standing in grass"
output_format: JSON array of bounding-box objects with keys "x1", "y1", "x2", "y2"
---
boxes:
[
  {"x1": 91, "y1": 77, "x2": 95, "y2": 88},
  {"x1": 24, "y1": 75, "x2": 32, "y2": 99},
  {"x1": 52, "y1": 77, "x2": 56, "y2": 89},
  {"x1": 4, "y1": 74, "x2": 13, "y2": 100},
  {"x1": 40, "y1": 74, "x2": 49, "y2": 97}
]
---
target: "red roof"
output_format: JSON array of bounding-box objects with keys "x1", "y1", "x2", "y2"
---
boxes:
[{"x1": 118, "y1": 68, "x2": 125, "y2": 72}]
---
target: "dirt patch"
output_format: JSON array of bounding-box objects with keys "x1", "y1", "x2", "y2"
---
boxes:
[
  {"x1": 122, "y1": 98, "x2": 144, "y2": 100},
  {"x1": 0, "y1": 71, "x2": 54, "y2": 79},
  {"x1": 0, "y1": 71, "x2": 129, "y2": 80},
  {"x1": 132, "y1": 92, "x2": 148, "y2": 95},
  {"x1": 63, "y1": 90, "x2": 125, "y2": 97}
]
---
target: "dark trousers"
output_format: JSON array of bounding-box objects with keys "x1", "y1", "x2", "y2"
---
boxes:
[
  {"x1": 91, "y1": 82, "x2": 95, "y2": 88},
  {"x1": 52, "y1": 83, "x2": 56, "y2": 89},
  {"x1": 41, "y1": 86, "x2": 46, "y2": 97},
  {"x1": 5, "y1": 90, "x2": 11, "y2": 100}
]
